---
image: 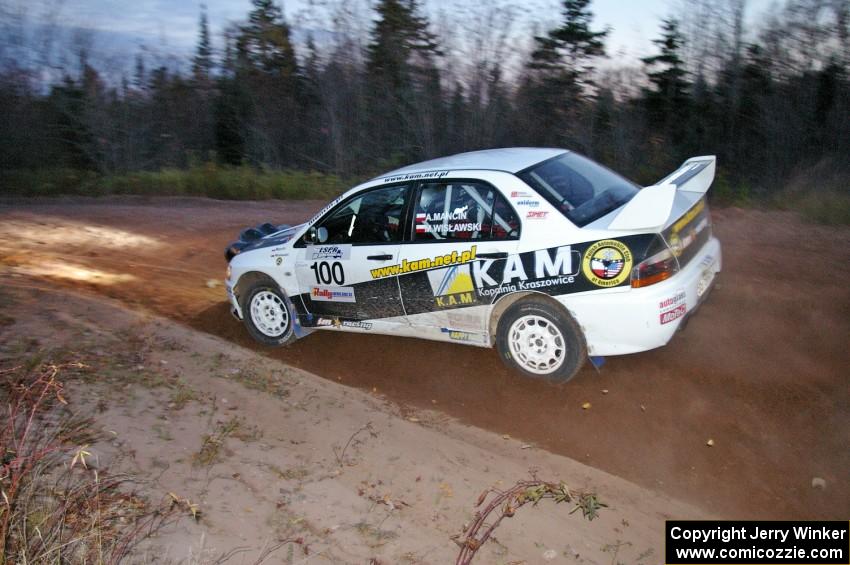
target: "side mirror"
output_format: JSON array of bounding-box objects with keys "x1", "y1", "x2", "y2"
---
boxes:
[{"x1": 304, "y1": 226, "x2": 328, "y2": 245}]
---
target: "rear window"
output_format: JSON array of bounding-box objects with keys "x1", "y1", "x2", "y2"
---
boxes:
[{"x1": 517, "y1": 152, "x2": 640, "y2": 227}]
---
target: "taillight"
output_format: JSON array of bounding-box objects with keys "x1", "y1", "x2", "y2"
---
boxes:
[{"x1": 631, "y1": 236, "x2": 680, "y2": 288}]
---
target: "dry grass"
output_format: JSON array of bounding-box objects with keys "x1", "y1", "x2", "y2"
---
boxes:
[
  {"x1": 218, "y1": 365, "x2": 292, "y2": 399},
  {"x1": 792, "y1": 191, "x2": 850, "y2": 225},
  {"x1": 169, "y1": 385, "x2": 198, "y2": 410},
  {"x1": 772, "y1": 159, "x2": 850, "y2": 225},
  {"x1": 0, "y1": 358, "x2": 178, "y2": 564},
  {"x1": 193, "y1": 417, "x2": 241, "y2": 467}
]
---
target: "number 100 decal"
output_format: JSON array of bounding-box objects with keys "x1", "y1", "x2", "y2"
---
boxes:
[{"x1": 310, "y1": 261, "x2": 345, "y2": 285}]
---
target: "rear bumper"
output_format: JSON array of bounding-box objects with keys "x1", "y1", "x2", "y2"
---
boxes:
[{"x1": 558, "y1": 236, "x2": 722, "y2": 356}]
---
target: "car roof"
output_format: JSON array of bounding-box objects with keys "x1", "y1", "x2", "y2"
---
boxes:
[{"x1": 379, "y1": 147, "x2": 568, "y2": 178}]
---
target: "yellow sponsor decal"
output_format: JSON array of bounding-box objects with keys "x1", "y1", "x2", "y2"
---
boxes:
[
  {"x1": 582, "y1": 239, "x2": 633, "y2": 287},
  {"x1": 672, "y1": 199, "x2": 705, "y2": 234},
  {"x1": 440, "y1": 327, "x2": 487, "y2": 343},
  {"x1": 370, "y1": 245, "x2": 478, "y2": 279},
  {"x1": 435, "y1": 291, "x2": 475, "y2": 308},
  {"x1": 428, "y1": 263, "x2": 478, "y2": 308}
]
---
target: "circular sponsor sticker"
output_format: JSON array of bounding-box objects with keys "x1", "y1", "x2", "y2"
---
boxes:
[{"x1": 582, "y1": 239, "x2": 633, "y2": 287}]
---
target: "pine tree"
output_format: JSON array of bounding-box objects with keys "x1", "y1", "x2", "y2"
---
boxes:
[
  {"x1": 299, "y1": 34, "x2": 329, "y2": 168},
  {"x1": 721, "y1": 43, "x2": 771, "y2": 179},
  {"x1": 214, "y1": 24, "x2": 246, "y2": 165},
  {"x1": 226, "y1": 0, "x2": 302, "y2": 167},
  {"x1": 192, "y1": 5, "x2": 213, "y2": 85},
  {"x1": 521, "y1": 0, "x2": 608, "y2": 149},
  {"x1": 366, "y1": 0, "x2": 440, "y2": 89},
  {"x1": 642, "y1": 18, "x2": 689, "y2": 116},
  {"x1": 133, "y1": 53, "x2": 146, "y2": 92},
  {"x1": 303, "y1": 34, "x2": 321, "y2": 89},
  {"x1": 237, "y1": 0, "x2": 298, "y2": 81},
  {"x1": 446, "y1": 82, "x2": 466, "y2": 152},
  {"x1": 364, "y1": 0, "x2": 442, "y2": 162},
  {"x1": 641, "y1": 18, "x2": 691, "y2": 166},
  {"x1": 48, "y1": 77, "x2": 97, "y2": 170},
  {"x1": 529, "y1": 0, "x2": 608, "y2": 95}
]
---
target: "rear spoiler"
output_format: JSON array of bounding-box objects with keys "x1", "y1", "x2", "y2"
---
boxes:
[{"x1": 607, "y1": 156, "x2": 716, "y2": 231}]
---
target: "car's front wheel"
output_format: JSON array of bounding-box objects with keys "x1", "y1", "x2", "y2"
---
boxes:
[
  {"x1": 496, "y1": 298, "x2": 586, "y2": 383},
  {"x1": 240, "y1": 280, "x2": 296, "y2": 346}
]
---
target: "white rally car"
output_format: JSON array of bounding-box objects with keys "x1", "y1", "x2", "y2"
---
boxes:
[{"x1": 225, "y1": 148, "x2": 721, "y2": 382}]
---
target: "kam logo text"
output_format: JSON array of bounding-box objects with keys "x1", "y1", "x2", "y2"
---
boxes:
[
  {"x1": 473, "y1": 246, "x2": 578, "y2": 288},
  {"x1": 370, "y1": 246, "x2": 478, "y2": 279}
]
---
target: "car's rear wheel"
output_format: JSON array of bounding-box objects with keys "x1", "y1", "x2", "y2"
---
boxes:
[
  {"x1": 496, "y1": 298, "x2": 586, "y2": 383},
  {"x1": 240, "y1": 280, "x2": 295, "y2": 346}
]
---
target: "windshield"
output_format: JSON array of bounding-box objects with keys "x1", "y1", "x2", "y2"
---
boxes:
[{"x1": 517, "y1": 152, "x2": 640, "y2": 227}]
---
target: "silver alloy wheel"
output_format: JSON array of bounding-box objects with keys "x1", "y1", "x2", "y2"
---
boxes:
[
  {"x1": 507, "y1": 314, "x2": 566, "y2": 375},
  {"x1": 249, "y1": 290, "x2": 289, "y2": 338}
]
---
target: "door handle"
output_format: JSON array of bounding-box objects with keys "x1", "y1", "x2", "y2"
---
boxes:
[
  {"x1": 367, "y1": 254, "x2": 394, "y2": 260},
  {"x1": 477, "y1": 252, "x2": 508, "y2": 259}
]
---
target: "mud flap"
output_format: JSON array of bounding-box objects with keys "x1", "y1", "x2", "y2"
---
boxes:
[{"x1": 288, "y1": 297, "x2": 314, "y2": 340}]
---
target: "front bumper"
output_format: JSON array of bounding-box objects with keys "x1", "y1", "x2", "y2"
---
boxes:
[{"x1": 559, "y1": 236, "x2": 722, "y2": 356}]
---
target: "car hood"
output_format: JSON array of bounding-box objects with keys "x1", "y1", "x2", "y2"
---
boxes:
[{"x1": 239, "y1": 223, "x2": 304, "y2": 253}]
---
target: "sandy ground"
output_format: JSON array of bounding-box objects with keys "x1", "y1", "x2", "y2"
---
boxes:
[
  {"x1": 0, "y1": 195, "x2": 848, "y2": 526},
  {"x1": 0, "y1": 283, "x2": 698, "y2": 563}
]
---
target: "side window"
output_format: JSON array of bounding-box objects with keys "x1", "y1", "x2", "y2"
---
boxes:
[
  {"x1": 491, "y1": 193, "x2": 521, "y2": 240},
  {"x1": 413, "y1": 181, "x2": 520, "y2": 242},
  {"x1": 318, "y1": 184, "x2": 409, "y2": 244}
]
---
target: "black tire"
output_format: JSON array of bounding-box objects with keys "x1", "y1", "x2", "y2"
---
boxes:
[
  {"x1": 495, "y1": 297, "x2": 587, "y2": 383},
  {"x1": 240, "y1": 279, "x2": 296, "y2": 346}
]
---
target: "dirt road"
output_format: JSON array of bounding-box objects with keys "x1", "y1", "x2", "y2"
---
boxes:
[
  {"x1": 1, "y1": 196, "x2": 848, "y2": 520},
  {"x1": 3, "y1": 283, "x2": 693, "y2": 563}
]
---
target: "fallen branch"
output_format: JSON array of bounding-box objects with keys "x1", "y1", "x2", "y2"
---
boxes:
[
  {"x1": 451, "y1": 474, "x2": 606, "y2": 565},
  {"x1": 333, "y1": 422, "x2": 377, "y2": 466}
]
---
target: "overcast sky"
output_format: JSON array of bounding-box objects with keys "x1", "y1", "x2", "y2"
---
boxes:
[{"x1": 26, "y1": 0, "x2": 774, "y2": 72}]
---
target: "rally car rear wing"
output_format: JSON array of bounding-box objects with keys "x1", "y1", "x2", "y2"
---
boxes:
[{"x1": 607, "y1": 156, "x2": 716, "y2": 231}]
